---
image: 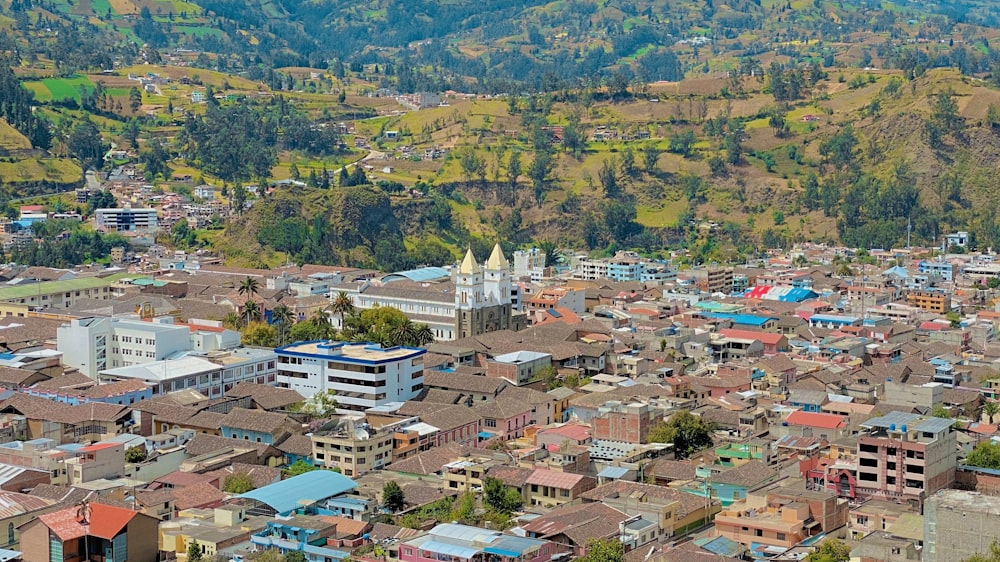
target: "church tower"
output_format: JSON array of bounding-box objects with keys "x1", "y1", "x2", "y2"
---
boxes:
[
  {"x1": 454, "y1": 248, "x2": 484, "y2": 338},
  {"x1": 483, "y1": 243, "x2": 512, "y2": 332}
]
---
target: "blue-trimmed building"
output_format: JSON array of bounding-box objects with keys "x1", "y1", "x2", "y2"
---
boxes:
[
  {"x1": 703, "y1": 312, "x2": 778, "y2": 331},
  {"x1": 250, "y1": 517, "x2": 352, "y2": 562},
  {"x1": 275, "y1": 341, "x2": 425, "y2": 409}
]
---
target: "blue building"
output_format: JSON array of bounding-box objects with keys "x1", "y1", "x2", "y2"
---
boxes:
[
  {"x1": 220, "y1": 408, "x2": 297, "y2": 445},
  {"x1": 918, "y1": 260, "x2": 954, "y2": 282},
  {"x1": 250, "y1": 516, "x2": 351, "y2": 562},
  {"x1": 237, "y1": 470, "x2": 361, "y2": 518},
  {"x1": 704, "y1": 312, "x2": 778, "y2": 331}
]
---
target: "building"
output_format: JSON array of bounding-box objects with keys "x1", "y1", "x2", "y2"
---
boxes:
[
  {"x1": 275, "y1": 341, "x2": 425, "y2": 407},
  {"x1": 235, "y1": 470, "x2": 360, "y2": 518},
  {"x1": 59, "y1": 316, "x2": 240, "y2": 378},
  {"x1": 310, "y1": 418, "x2": 394, "y2": 477},
  {"x1": 64, "y1": 442, "x2": 125, "y2": 485},
  {"x1": 925, "y1": 490, "x2": 1000, "y2": 562},
  {"x1": 399, "y1": 524, "x2": 562, "y2": 562},
  {"x1": 525, "y1": 469, "x2": 596, "y2": 508},
  {"x1": 572, "y1": 253, "x2": 676, "y2": 284},
  {"x1": 904, "y1": 290, "x2": 951, "y2": 314},
  {"x1": 486, "y1": 351, "x2": 551, "y2": 385},
  {"x1": 918, "y1": 260, "x2": 954, "y2": 282},
  {"x1": 19, "y1": 502, "x2": 160, "y2": 562},
  {"x1": 249, "y1": 516, "x2": 349, "y2": 562},
  {"x1": 513, "y1": 249, "x2": 548, "y2": 282},
  {"x1": 0, "y1": 272, "x2": 137, "y2": 309},
  {"x1": 836, "y1": 412, "x2": 957, "y2": 502},
  {"x1": 98, "y1": 348, "x2": 277, "y2": 399},
  {"x1": 95, "y1": 207, "x2": 159, "y2": 233},
  {"x1": 334, "y1": 244, "x2": 522, "y2": 341},
  {"x1": 525, "y1": 288, "x2": 585, "y2": 316},
  {"x1": 0, "y1": 491, "x2": 55, "y2": 550},
  {"x1": 220, "y1": 408, "x2": 298, "y2": 446},
  {"x1": 592, "y1": 402, "x2": 654, "y2": 444}
]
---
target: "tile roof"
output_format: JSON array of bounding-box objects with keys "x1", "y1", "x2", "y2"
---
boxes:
[
  {"x1": 221, "y1": 407, "x2": 294, "y2": 433},
  {"x1": 0, "y1": 368, "x2": 47, "y2": 387},
  {"x1": 206, "y1": 463, "x2": 281, "y2": 490},
  {"x1": 537, "y1": 423, "x2": 591, "y2": 443},
  {"x1": 581, "y1": 481, "x2": 711, "y2": 518},
  {"x1": 318, "y1": 515, "x2": 370, "y2": 538},
  {"x1": 648, "y1": 460, "x2": 697, "y2": 482},
  {"x1": 711, "y1": 460, "x2": 777, "y2": 487},
  {"x1": 485, "y1": 466, "x2": 534, "y2": 488},
  {"x1": 473, "y1": 395, "x2": 531, "y2": 419},
  {"x1": 719, "y1": 329, "x2": 784, "y2": 345},
  {"x1": 172, "y1": 481, "x2": 226, "y2": 511},
  {"x1": 29, "y1": 372, "x2": 96, "y2": 391},
  {"x1": 520, "y1": 502, "x2": 625, "y2": 544},
  {"x1": 785, "y1": 410, "x2": 847, "y2": 429},
  {"x1": 185, "y1": 410, "x2": 228, "y2": 430},
  {"x1": 423, "y1": 371, "x2": 510, "y2": 394},
  {"x1": 275, "y1": 433, "x2": 314, "y2": 457},
  {"x1": 82, "y1": 379, "x2": 149, "y2": 398},
  {"x1": 38, "y1": 502, "x2": 138, "y2": 541},
  {"x1": 385, "y1": 443, "x2": 473, "y2": 476},
  {"x1": 0, "y1": 394, "x2": 131, "y2": 423},
  {"x1": 183, "y1": 433, "x2": 283, "y2": 459},
  {"x1": 155, "y1": 471, "x2": 216, "y2": 488},
  {"x1": 396, "y1": 402, "x2": 482, "y2": 432},
  {"x1": 225, "y1": 382, "x2": 304, "y2": 410},
  {"x1": 524, "y1": 468, "x2": 591, "y2": 490}
]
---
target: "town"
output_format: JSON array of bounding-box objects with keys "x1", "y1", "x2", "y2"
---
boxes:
[{"x1": 0, "y1": 192, "x2": 998, "y2": 562}]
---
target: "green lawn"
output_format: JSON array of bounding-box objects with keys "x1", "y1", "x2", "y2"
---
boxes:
[{"x1": 25, "y1": 75, "x2": 95, "y2": 102}]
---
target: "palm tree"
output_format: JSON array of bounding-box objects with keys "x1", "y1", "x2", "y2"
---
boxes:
[
  {"x1": 222, "y1": 311, "x2": 242, "y2": 330},
  {"x1": 241, "y1": 300, "x2": 262, "y2": 326},
  {"x1": 388, "y1": 319, "x2": 417, "y2": 347},
  {"x1": 272, "y1": 304, "x2": 293, "y2": 344},
  {"x1": 330, "y1": 291, "x2": 355, "y2": 330},
  {"x1": 985, "y1": 401, "x2": 1000, "y2": 424},
  {"x1": 310, "y1": 308, "x2": 335, "y2": 340},
  {"x1": 238, "y1": 277, "x2": 261, "y2": 300},
  {"x1": 413, "y1": 323, "x2": 434, "y2": 347}
]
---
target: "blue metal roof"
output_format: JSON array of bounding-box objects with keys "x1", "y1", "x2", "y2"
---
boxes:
[
  {"x1": 597, "y1": 466, "x2": 630, "y2": 479},
  {"x1": 381, "y1": 267, "x2": 451, "y2": 283},
  {"x1": 238, "y1": 470, "x2": 358, "y2": 514},
  {"x1": 489, "y1": 535, "x2": 546, "y2": 556},
  {"x1": 419, "y1": 540, "x2": 480, "y2": 559},
  {"x1": 705, "y1": 313, "x2": 774, "y2": 326}
]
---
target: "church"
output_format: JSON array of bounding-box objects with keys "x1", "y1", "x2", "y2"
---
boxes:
[{"x1": 331, "y1": 244, "x2": 527, "y2": 341}]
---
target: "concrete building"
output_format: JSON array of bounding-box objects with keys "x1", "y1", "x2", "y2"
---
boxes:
[
  {"x1": 98, "y1": 348, "x2": 277, "y2": 399},
  {"x1": 275, "y1": 341, "x2": 425, "y2": 408},
  {"x1": 850, "y1": 412, "x2": 957, "y2": 502},
  {"x1": 925, "y1": 490, "x2": 1000, "y2": 562},
  {"x1": 525, "y1": 287, "x2": 586, "y2": 316},
  {"x1": 592, "y1": 402, "x2": 654, "y2": 444},
  {"x1": 486, "y1": 351, "x2": 551, "y2": 385},
  {"x1": 59, "y1": 316, "x2": 239, "y2": 378},
  {"x1": 513, "y1": 248, "x2": 548, "y2": 282},
  {"x1": 310, "y1": 418, "x2": 394, "y2": 477},
  {"x1": 64, "y1": 442, "x2": 125, "y2": 485},
  {"x1": 399, "y1": 524, "x2": 562, "y2": 562},
  {"x1": 95, "y1": 207, "x2": 159, "y2": 233},
  {"x1": 905, "y1": 290, "x2": 951, "y2": 314},
  {"x1": 19, "y1": 502, "x2": 160, "y2": 562}
]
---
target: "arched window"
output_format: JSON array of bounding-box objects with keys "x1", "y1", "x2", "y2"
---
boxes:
[{"x1": 8, "y1": 522, "x2": 14, "y2": 545}]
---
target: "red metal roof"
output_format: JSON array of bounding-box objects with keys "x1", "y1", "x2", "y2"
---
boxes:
[
  {"x1": 785, "y1": 410, "x2": 846, "y2": 429},
  {"x1": 719, "y1": 328, "x2": 784, "y2": 346},
  {"x1": 78, "y1": 442, "x2": 119, "y2": 453},
  {"x1": 39, "y1": 503, "x2": 137, "y2": 541}
]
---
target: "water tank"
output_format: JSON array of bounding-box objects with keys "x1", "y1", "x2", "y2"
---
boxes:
[
  {"x1": 902, "y1": 425, "x2": 907, "y2": 433},
  {"x1": 890, "y1": 424, "x2": 896, "y2": 431}
]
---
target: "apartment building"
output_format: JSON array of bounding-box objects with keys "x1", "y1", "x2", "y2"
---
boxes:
[
  {"x1": 0, "y1": 272, "x2": 138, "y2": 309},
  {"x1": 904, "y1": 290, "x2": 952, "y2": 313},
  {"x1": 714, "y1": 481, "x2": 847, "y2": 549},
  {"x1": 275, "y1": 341, "x2": 425, "y2": 408},
  {"x1": 849, "y1": 412, "x2": 957, "y2": 502},
  {"x1": 310, "y1": 419, "x2": 393, "y2": 477},
  {"x1": 513, "y1": 248, "x2": 548, "y2": 282},
  {"x1": 98, "y1": 348, "x2": 278, "y2": 399},
  {"x1": 572, "y1": 253, "x2": 676, "y2": 284},
  {"x1": 95, "y1": 207, "x2": 159, "y2": 233},
  {"x1": 925, "y1": 490, "x2": 1000, "y2": 562}
]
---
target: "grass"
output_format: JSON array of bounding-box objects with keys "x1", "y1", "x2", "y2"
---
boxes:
[
  {"x1": 0, "y1": 120, "x2": 32, "y2": 150},
  {"x1": 636, "y1": 199, "x2": 688, "y2": 228},
  {"x1": 25, "y1": 75, "x2": 94, "y2": 102},
  {"x1": 0, "y1": 157, "x2": 82, "y2": 184}
]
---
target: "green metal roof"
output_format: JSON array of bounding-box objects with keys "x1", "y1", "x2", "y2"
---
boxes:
[{"x1": 0, "y1": 273, "x2": 139, "y2": 301}]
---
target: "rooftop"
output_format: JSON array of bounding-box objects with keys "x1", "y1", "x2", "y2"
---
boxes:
[
  {"x1": 276, "y1": 341, "x2": 425, "y2": 363},
  {"x1": 237, "y1": 470, "x2": 357, "y2": 514}
]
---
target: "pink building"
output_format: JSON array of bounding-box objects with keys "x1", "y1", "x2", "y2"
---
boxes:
[
  {"x1": 400, "y1": 524, "x2": 563, "y2": 562},
  {"x1": 474, "y1": 395, "x2": 531, "y2": 442}
]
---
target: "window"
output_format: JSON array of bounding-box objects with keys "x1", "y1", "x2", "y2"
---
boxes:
[
  {"x1": 755, "y1": 529, "x2": 763, "y2": 537},
  {"x1": 776, "y1": 533, "x2": 786, "y2": 541}
]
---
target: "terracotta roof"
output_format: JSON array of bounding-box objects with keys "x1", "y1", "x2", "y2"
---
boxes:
[
  {"x1": 27, "y1": 484, "x2": 95, "y2": 506},
  {"x1": 537, "y1": 423, "x2": 591, "y2": 443},
  {"x1": 485, "y1": 466, "x2": 533, "y2": 488},
  {"x1": 648, "y1": 460, "x2": 697, "y2": 482},
  {"x1": 183, "y1": 433, "x2": 283, "y2": 460},
  {"x1": 369, "y1": 522, "x2": 422, "y2": 541},
  {"x1": 785, "y1": 410, "x2": 847, "y2": 429},
  {"x1": 155, "y1": 471, "x2": 216, "y2": 488},
  {"x1": 396, "y1": 402, "x2": 482, "y2": 432},
  {"x1": 275, "y1": 433, "x2": 314, "y2": 457},
  {"x1": 719, "y1": 329, "x2": 784, "y2": 345},
  {"x1": 221, "y1": 407, "x2": 294, "y2": 434},
  {"x1": 225, "y1": 382, "x2": 304, "y2": 410},
  {"x1": 38, "y1": 502, "x2": 139, "y2": 541},
  {"x1": 473, "y1": 395, "x2": 532, "y2": 419},
  {"x1": 524, "y1": 468, "x2": 591, "y2": 489},
  {"x1": 172, "y1": 481, "x2": 226, "y2": 511},
  {"x1": 423, "y1": 371, "x2": 510, "y2": 394},
  {"x1": 208, "y1": 463, "x2": 282, "y2": 490},
  {"x1": 520, "y1": 502, "x2": 625, "y2": 543},
  {"x1": 318, "y1": 515, "x2": 370, "y2": 538},
  {"x1": 82, "y1": 379, "x2": 149, "y2": 398},
  {"x1": 0, "y1": 394, "x2": 131, "y2": 424},
  {"x1": 385, "y1": 443, "x2": 472, "y2": 476},
  {"x1": 134, "y1": 488, "x2": 175, "y2": 508},
  {"x1": 29, "y1": 372, "x2": 96, "y2": 391},
  {"x1": 581, "y1": 481, "x2": 711, "y2": 518},
  {"x1": 711, "y1": 460, "x2": 777, "y2": 487},
  {"x1": 0, "y1": 367, "x2": 48, "y2": 387}
]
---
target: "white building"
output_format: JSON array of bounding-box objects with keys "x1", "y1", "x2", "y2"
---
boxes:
[
  {"x1": 98, "y1": 347, "x2": 278, "y2": 398},
  {"x1": 58, "y1": 316, "x2": 241, "y2": 378},
  {"x1": 330, "y1": 244, "x2": 524, "y2": 341},
  {"x1": 275, "y1": 341, "x2": 425, "y2": 409},
  {"x1": 95, "y1": 207, "x2": 159, "y2": 233},
  {"x1": 513, "y1": 249, "x2": 548, "y2": 282}
]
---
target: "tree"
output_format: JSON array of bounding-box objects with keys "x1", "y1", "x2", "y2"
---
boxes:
[
  {"x1": 967, "y1": 441, "x2": 1000, "y2": 470},
  {"x1": 283, "y1": 459, "x2": 317, "y2": 477},
  {"x1": 985, "y1": 401, "x2": 1000, "y2": 424},
  {"x1": 223, "y1": 472, "x2": 255, "y2": 493},
  {"x1": 67, "y1": 120, "x2": 107, "y2": 171},
  {"x1": 330, "y1": 290, "x2": 355, "y2": 330},
  {"x1": 383, "y1": 480, "x2": 406, "y2": 513},
  {"x1": 621, "y1": 145, "x2": 636, "y2": 177},
  {"x1": 580, "y1": 539, "x2": 624, "y2": 562},
  {"x1": 484, "y1": 477, "x2": 523, "y2": 514},
  {"x1": 128, "y1": 86, "x2": 142, "y2": 113},
  {"x1": 804, "y1": 539, "x2": 851, "y2": 562},
  {"x1": 647, "y1": 411, "x2": 714, "y2": 459},
  {"x1": 931, "y1": 404, "x2": 952, "y2": 418},
  {"x1": 271, "y1": 304, "x2": 293, "y2": 345},
  {"x1": 641, "y1": 143, "x2": 662, "y2": 173},
  {"x1": 669, "y1": 130, "x2": 696, "y2": 157},
  {"x1": 507, "y1": 150, "x2": 522, "y2": 187},
  {"x1": 284, "y1": 552, "x2": 307, "y2": 562},
  {"x1": 187, "y1": 541, "x2": 203, "y2": 562},
  {"x1": 239, "y1": 277, "x2": 261, "y2": 301},
  {"x1": 301, "y1": 389, "x2": 338, "y2": 416},
  {"x1": 598, "y1": 156, "x2": 621, "y2": 198},
  {"x1": 963, "y1": 541, "x2": 1000, "y2": 562},
  {"x1": 125, "y1": 446, "x2": 146, "y2": 463},
  {"x1": 241, "y1": 321, "x2": 276, "y2": 347}
]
